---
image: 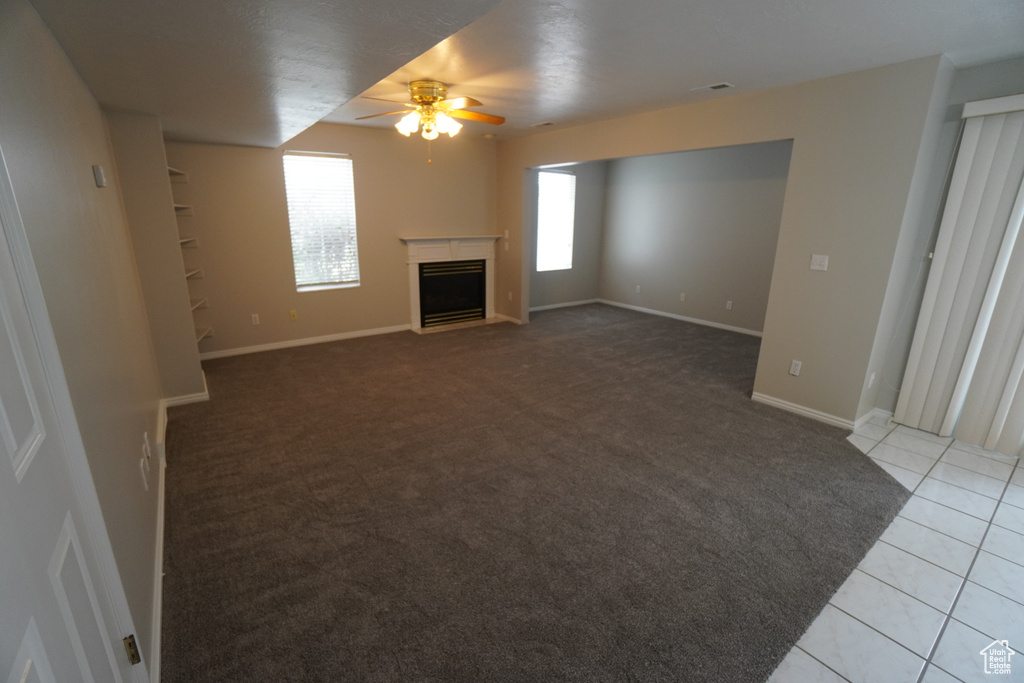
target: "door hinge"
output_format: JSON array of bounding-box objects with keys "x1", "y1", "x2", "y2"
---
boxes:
[{"x1": 122, "y1": 634, "x2": 142, "y2": 665}]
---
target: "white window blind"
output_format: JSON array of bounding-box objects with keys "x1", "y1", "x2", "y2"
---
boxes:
[
  {"x1": 536, "y1": 170, "x2": 576, "y2": 272},
  {"x1": 283, "y1": 152, "x2": 360, "y2": 289}
]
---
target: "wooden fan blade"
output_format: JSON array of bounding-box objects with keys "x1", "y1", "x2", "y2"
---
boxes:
[
  {"x1": 449, "y1": 109, "x2": 505, "y2": 125},
  {"x1": 355, "y1": 111, "x2": 409, "y2": 120},
  {"x1": 444, "y1": 96, "x2": 483, "y2": 110}
]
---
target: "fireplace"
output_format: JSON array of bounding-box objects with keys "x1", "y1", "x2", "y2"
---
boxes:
[
  {"x1": 419, "y1": 260, "x2": 485, "y2": 327},
  {"x1": 400, "y1": 236, "x2": 500, "y2": 331}
]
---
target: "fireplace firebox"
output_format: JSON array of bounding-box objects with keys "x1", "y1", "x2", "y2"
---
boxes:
[{"x1": 419, "y1": 260, "x2": 486, "y2": 328}]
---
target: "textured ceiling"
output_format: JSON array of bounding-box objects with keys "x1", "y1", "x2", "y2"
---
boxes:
[
  {"x1": 29, "y1": 0, "x2": 1024, "y2": 146},
  {"x1": 28, "y1": 0, "x2": 504, "y2": 147},
  {"x1": 324, "y1": 0, "x2": 1024, "y2": 138}
]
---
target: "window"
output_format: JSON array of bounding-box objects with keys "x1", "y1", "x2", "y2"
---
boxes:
[
  {"x1": 536, "y1": 170, "x2": 576, "y2": 272},
  {"x1": 282, "y1": 152, "x2": 360, "y2": 290}
]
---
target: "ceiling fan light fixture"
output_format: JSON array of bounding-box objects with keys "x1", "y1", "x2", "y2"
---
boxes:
[
  {"x1": 361, "y1": 79, "x2": 503, "y2": 140},
  {"x1": 395, "y1": 107, "x2": 462, "y2": 140},
  {"x1": 396, "y1": 111, "x2": 420, "y2": 136},
  {"x1": 421, "y1": 121, "x2": 440, "y2": 140},
  {"x1": 434, "y1": 112, "x2": 462, "y2": 138}
]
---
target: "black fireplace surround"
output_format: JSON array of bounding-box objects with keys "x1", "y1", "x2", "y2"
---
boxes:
[{"x1": 419, "y1": 260, "x2": 485, "y2": 328}]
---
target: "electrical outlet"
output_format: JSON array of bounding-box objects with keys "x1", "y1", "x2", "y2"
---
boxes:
[
  {"x1": 726, "y1": 300, "x2": 733, "y2": 310},
  {"x1": 680, "y1": 293, "x2": 686, "y2": 302},
  {"x1": 251, "y1": 314, "x2": 260, "y2": 325},
  {"x1": 810, "y1": 254, "x2": 829, "y2": 271},
  {"x1": 289, "y1": 310, "x2": 298, "y2": 320},
  {"x1": 789, "y1": 360, "x2": 802, "y2": 376}
]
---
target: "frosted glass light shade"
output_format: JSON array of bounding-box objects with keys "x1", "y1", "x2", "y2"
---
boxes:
[
  {"x1": 395, "y1": 112, "x2": 420, "y2": 137},
  {"x1": 434, "y1": 112, "x2": 462, "y2": 137}
]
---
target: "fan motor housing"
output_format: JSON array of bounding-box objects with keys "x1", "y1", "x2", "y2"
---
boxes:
[{"x1": 409, "y1": 80, "x2": 448, "y2": 104}]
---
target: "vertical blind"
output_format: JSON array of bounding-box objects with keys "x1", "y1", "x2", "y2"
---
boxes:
[
  {"x1": 536, "y1": 171, "x2": 577, "y2": 272},
  {"x1": 895, "y1": 98, "x2": 1024, "y2": 456},
  {"x1": 282, "y1": 152, "x2": 360, "y2": 288}
]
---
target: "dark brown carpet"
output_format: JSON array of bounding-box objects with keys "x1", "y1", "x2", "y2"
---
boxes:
[{"x1": 161, "y1": 303, "x2": 909, "y2": 682}]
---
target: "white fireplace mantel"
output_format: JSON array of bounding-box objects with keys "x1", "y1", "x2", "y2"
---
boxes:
[{"x1": 400, "y1": 235, "x2": 501, "y2": 330}]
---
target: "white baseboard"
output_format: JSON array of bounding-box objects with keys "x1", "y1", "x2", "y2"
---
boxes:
[
  {"x1": 529, "y1": 299, "x2": 600, "y2": 312},
  {"x1": 494, "y1": 313, "x2": 523, "y2": 324},
  {"x1": 198, "y1": 324, "x2": 411, "y2": 361},
  {"x1": 164, "y1": 371, "x2": 209, "y2": 406},
  {"x1": 751, "y1": 392, "x2": 855, "y2": 430},
  {"x1": 149, "y1": 402, "x2": 169, "y2": 683},
  {"x1": 597, "y1": 300, "x2": 763, "y2": 338},
  {"x1": 855, "y1": 407, "x2": 894, "y2": 429},
  {"x1": 156, "y1": 401, "x2": 168, "y2": 451},
  {"x1": 148, "y1": 456, "x2": 165, "y2": 683}
]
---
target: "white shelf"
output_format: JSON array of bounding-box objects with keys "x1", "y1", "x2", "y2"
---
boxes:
[
  {"x1": 168, "y1": 167, "x2": 189, "y2": 183},
  {"x1": 172, "y1": 166, "x2": 209, "y2": 350}
]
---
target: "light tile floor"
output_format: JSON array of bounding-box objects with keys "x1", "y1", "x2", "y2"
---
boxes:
[{"x1": 769, "y1": 414, "x2": 1023, "y2": 683}]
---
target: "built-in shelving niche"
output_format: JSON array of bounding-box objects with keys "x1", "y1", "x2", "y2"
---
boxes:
[{"x1": 171, "y1": 166, "x2": 211, "y2": 345}]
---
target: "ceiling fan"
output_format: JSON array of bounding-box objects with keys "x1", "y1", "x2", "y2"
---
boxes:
[{"x1": 356, "y1": 80, "x2": 505, "y2": 140}]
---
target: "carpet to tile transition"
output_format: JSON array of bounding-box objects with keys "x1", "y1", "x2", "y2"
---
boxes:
[{"x1": 161, "y1": 304, "x2": 909, "y2": 682}]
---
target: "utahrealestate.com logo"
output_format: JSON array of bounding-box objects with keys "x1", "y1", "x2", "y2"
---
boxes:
[{"x1": 980, "y1": 639, "x2": 1015, "y2": 675}]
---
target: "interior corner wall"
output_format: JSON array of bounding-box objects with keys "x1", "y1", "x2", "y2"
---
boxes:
[
  {"x1": 164, "y1": 124, "x2": 497, "y2": 355},
  {"x1": 858, "y1": 57, "x2": 957, "y2": 419},
  {"x1": 107, "y1": 110, "x2": 206, "y2": 399},
  {"x1": 0, "y1": 0, "x2": 164, "y2": 656},
  {"x1": 529, "y1": 161, "x2": 607, "y2": 308},
  {"x1": 497, "y1": 55, "x2": 945, "y2": 424},
  {"x1": 862, "y1": 54, "x2": 1024, "y2": 419},
  {"x1": 598, "y1": 141, "x2": 792, "y2": 333}
]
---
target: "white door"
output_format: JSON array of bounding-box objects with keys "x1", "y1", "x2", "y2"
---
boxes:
[{"x1": 0, "y1": 149, "x2": 146, "y2": 682}]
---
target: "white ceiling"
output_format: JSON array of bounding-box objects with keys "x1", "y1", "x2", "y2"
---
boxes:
[
  {"x1": 30, "y1": 0, "x2": 1024, "y2": 147},
  {"x1": 27, "y1": 0, "x2": 505, "y2": 147}
]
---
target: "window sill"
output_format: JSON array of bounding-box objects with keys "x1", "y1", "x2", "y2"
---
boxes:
[{"x1": 297, "y1": 282, "x2": 360, "y2": 293}]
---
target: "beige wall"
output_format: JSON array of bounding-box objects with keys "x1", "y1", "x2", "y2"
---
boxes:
[
  {"x1": 497, "y1": 56, "x2": 946, "y2": 423},
  {"x1": 0, "y1": 0, "x2": 164, "y2": 656},
  {"x1": 165, "y1": 123, "x2": 497, "y2": 355},
  {"x1": 599, "y1": 141, "x2": 791, "y2": 333},
  {"x1": 529, "y1": 161, "x2": 607, "y2": 308},
  {"x1": 108, "y1": 111, "x2": 206, "y2": 399}
]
